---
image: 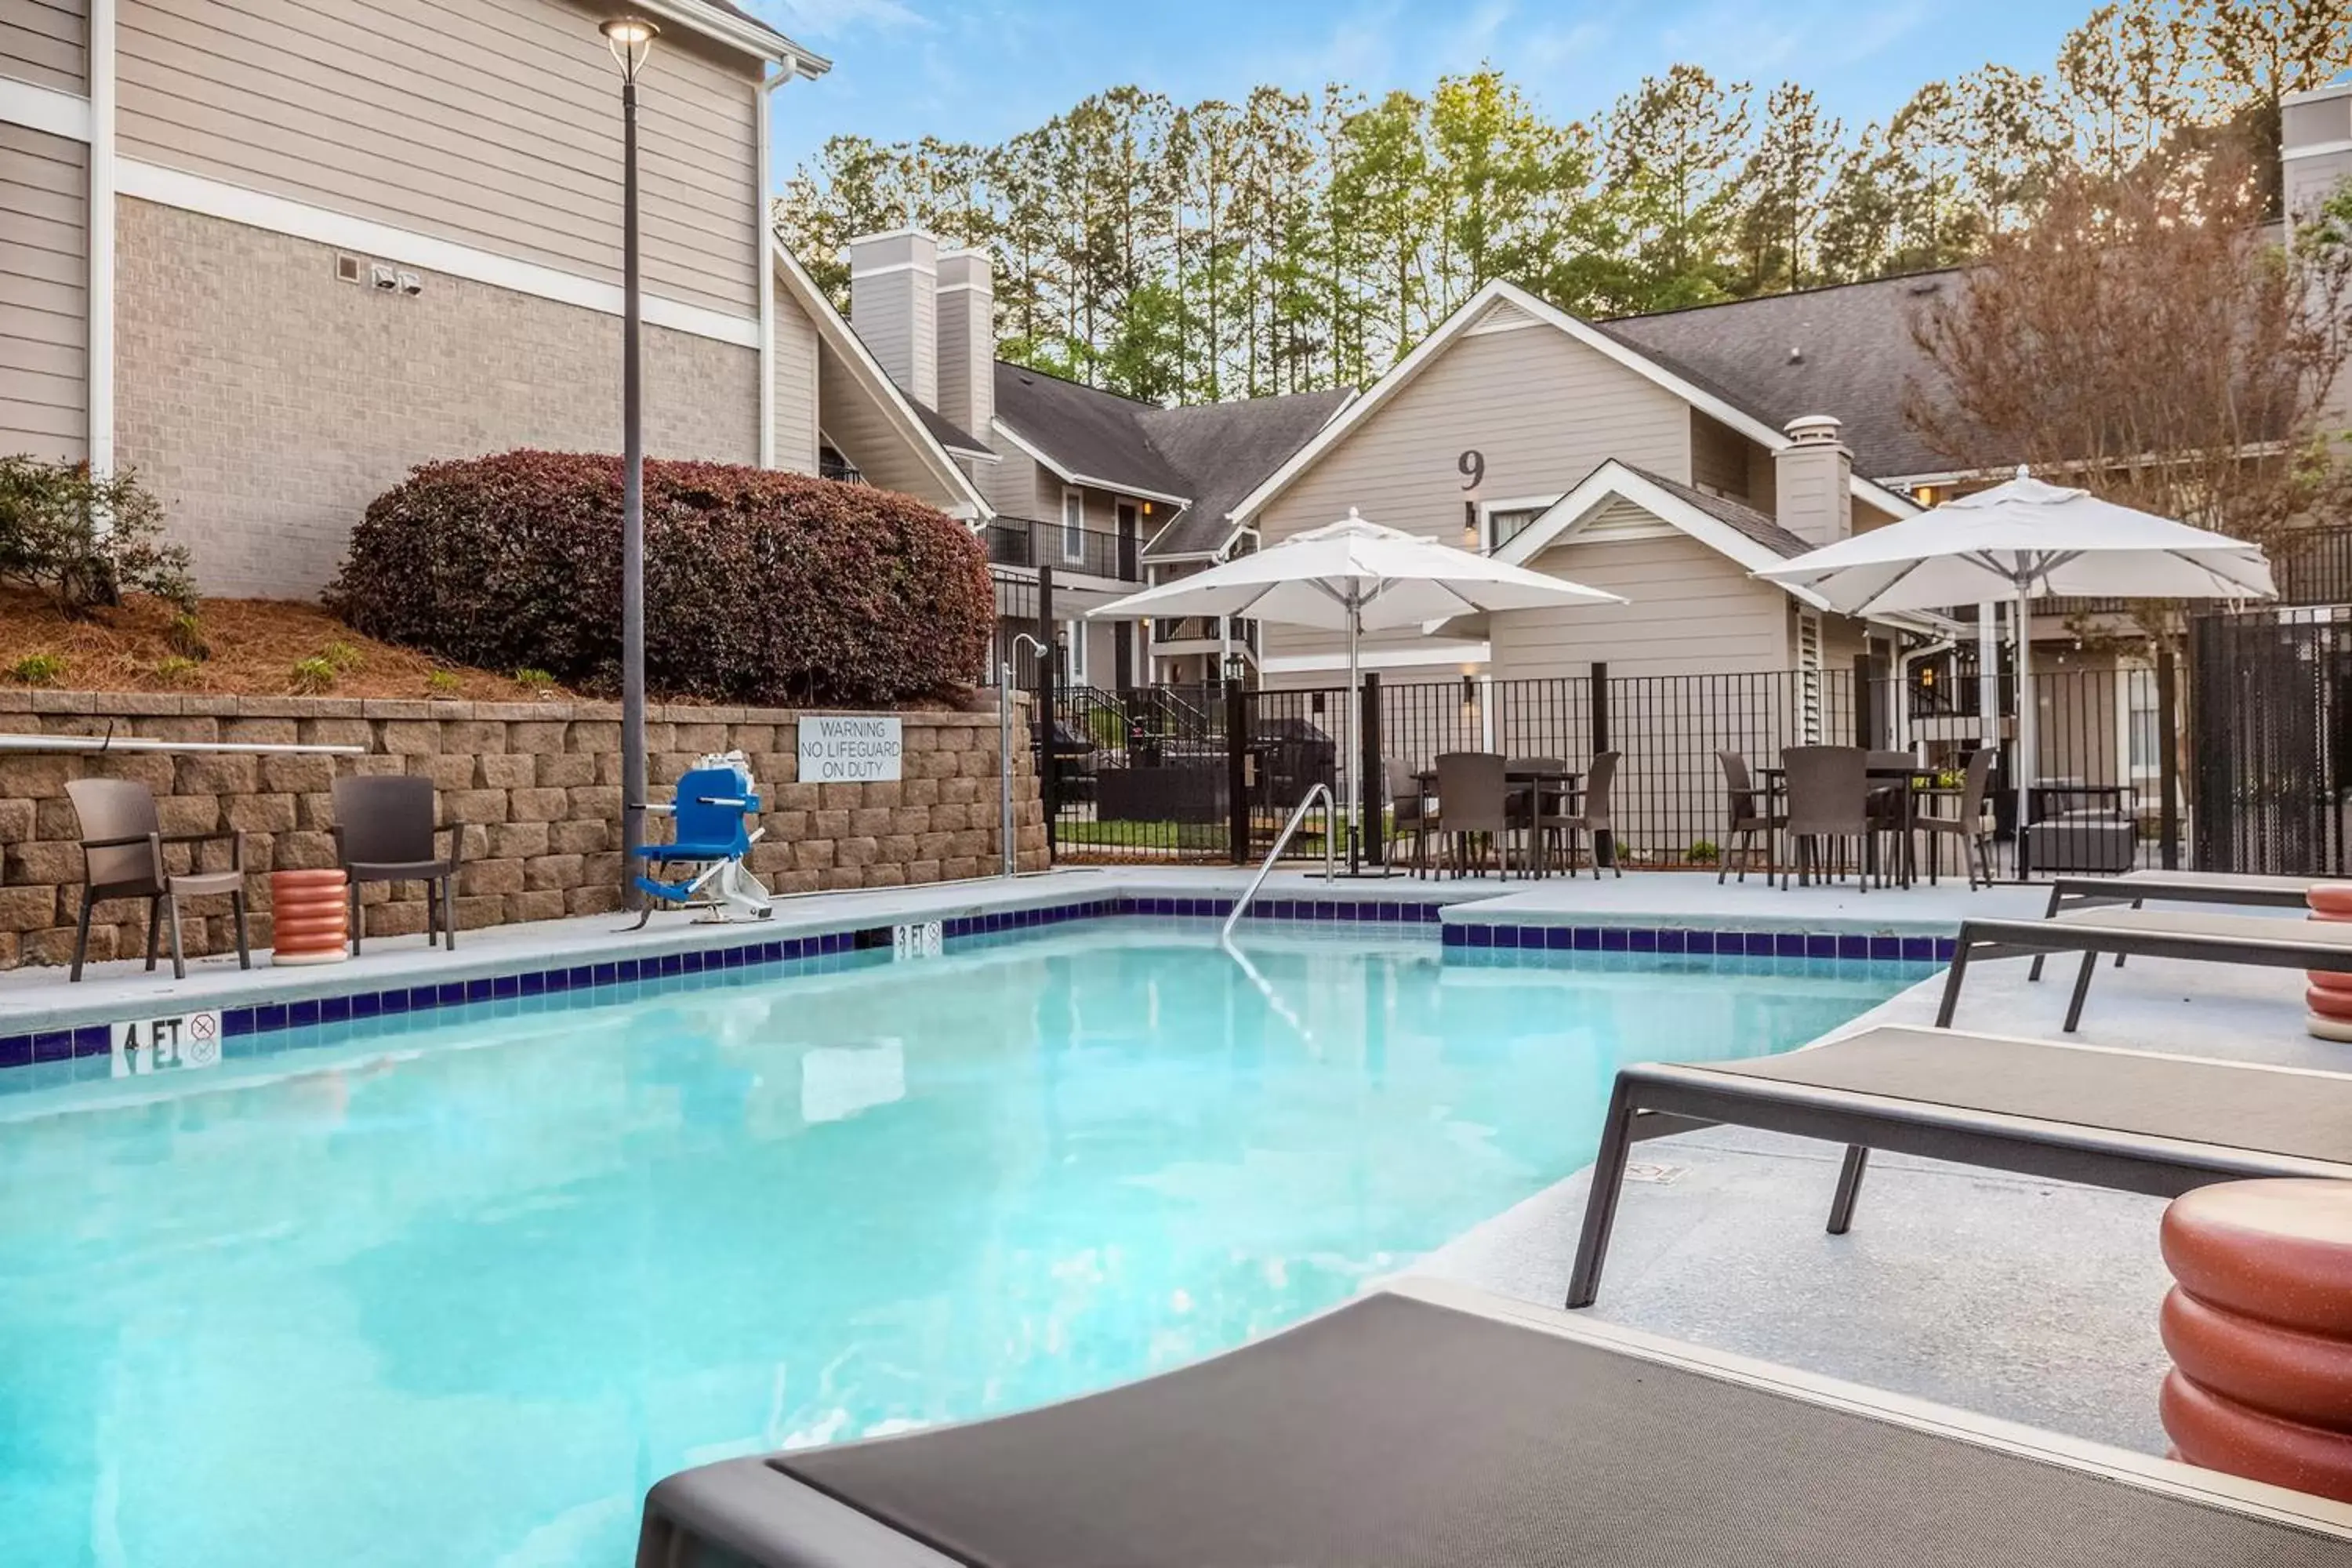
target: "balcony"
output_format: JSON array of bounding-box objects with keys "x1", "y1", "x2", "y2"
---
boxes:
[
  {"x1": 1152, "y1": 616, "x2": 1259, "y2": 652},
  {"x1": 982, "y1": 517, "x2": 1141, "y2": 581}
]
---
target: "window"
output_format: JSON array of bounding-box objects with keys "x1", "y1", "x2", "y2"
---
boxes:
[
  {"x1": 2120, "y1": 666, "x2": 2163, "y2": 782},
  {"x1": 1478, "y1": 495, "x2": 1562, "y2": 554},
  {"x1": 1062, "y1": 619, "x2": 1089, "y2": 685},
  {"x1": 1062, "y1": 489, "x2": 1085, "y2": 563}
]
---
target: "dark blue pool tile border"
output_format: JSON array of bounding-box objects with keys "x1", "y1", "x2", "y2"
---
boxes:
[
  {"x1": 1436, "y1": 922, "x2": 1955, "y2": 965},
  {"x1": 0, "y1": 892, "x2": 1951, "y2": 1073}
]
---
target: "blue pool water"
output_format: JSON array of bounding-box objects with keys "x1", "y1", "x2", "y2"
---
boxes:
[{"x1": 0, "y1": 920, "x2": 1926, "y2": 1565}]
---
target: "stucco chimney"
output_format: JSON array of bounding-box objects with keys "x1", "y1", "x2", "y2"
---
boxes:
[
  {"x1": 1774, "y1": 414, "x2": 1853, "y2": 547},
  {"x1": 847, "y1": 229, "x2": 938, "y2": 409},
  {"x1": 935, "y1": 248, "x2": 995, "y2": 445},
  {"x1": 2284, "y1": 81, "x2": 2352, "y2": 233}
]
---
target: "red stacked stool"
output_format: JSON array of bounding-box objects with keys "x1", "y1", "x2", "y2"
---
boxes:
[
  {"x1": 2161, "y1": 1178, "x2": 2352, "y2": 1501},
  {"x1": 270, "y1": 868, "x2": 350, "y2": 965},
  {"x1": 2307, "y1": 885, "x2": 2352, "y2": 1040}
]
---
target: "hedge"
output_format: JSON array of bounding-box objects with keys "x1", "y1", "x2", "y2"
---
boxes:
[{"x1": 328, "y1": 451, "x2": 993, "y2": 706}]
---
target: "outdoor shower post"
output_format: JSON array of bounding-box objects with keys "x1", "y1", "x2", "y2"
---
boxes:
[{"x1": 1359, "y1": 671, "x2": 1384, "y2": 867}]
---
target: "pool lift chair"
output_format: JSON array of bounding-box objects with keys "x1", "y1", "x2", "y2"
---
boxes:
[{"x1": 628, "y1": 751, "x2": 775, "y2": 929}]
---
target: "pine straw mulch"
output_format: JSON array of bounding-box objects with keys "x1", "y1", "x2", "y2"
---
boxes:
[{"x1": 0, "y1": 586, "x2": 583, "y2": 701}]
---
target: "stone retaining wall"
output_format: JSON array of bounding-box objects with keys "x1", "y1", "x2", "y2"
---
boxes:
[{"x1": 0, "y1": 692, "x2": 1045, "y2": 970}]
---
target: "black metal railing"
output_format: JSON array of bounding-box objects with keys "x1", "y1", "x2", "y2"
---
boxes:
[
  {"x1": 1152, "y1": 616, "x2": 1258, "y2": 650},
  {"x1": 982, "y1": 517, "x2": 1140, "y2": 580}
]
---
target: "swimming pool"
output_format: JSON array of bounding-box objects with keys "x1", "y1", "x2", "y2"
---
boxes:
[{"x1": 0, "y1": 919, "x2": 1927, "y2": 1565}]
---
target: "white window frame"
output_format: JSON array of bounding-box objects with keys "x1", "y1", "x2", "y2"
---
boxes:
[
  {"x1": 2115, "y1": 661, "x2": 2165, "y2": 789},
  {"x1": 1479, "y1": 493, "x2": 1563, "y2": 554},
  {"x1": 1061, "y1": 488, "x2": 1086, "y2": 564},
  {"x1": 1062, "y1": 618, "x2": 1090, "y2": 685}
]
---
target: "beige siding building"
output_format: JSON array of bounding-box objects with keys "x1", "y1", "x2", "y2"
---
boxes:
[{"x1": 1, "y1": 0, "x2": 992, "y2": 603}]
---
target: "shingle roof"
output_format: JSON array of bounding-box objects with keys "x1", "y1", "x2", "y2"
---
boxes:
[
  {"x1": 1602, "y1": 271, "x2": 1965, "y2": 481},
  {"x1": 909, "y1": 399, "x2": 989, "y2": 458},
  {"x1": 993, "y1": 365, "x2": 1350, "y2": 556},
  {"x1": 993, "y1": 366, "x2": 1195, "y2": 499},
  {"x1": 1619, "y1": 465, "x2": 1814, "y2": 559},
  {"x1": 1138, "y1": 391, "x2": 1355, "y2": 556}
]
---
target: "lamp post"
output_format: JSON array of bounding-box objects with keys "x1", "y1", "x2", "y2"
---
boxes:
[{"x1": 603, "y1": 15, "x2": 656, "y2": 906}]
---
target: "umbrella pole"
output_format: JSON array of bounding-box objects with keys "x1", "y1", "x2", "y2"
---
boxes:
[
  {"x1": 2014, "y1": 580, "x2": 2034, "y2": 881},
  {"x1": 1347, "y1": 603, "x2": 1361, "y2": 876}
]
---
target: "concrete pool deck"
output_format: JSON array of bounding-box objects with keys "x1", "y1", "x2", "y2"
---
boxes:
[{"x1": 0, "y1": 862, "x2": 2325, "y2": 1465}]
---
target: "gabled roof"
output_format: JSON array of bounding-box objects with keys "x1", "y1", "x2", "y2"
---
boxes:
[
  {"x1": 1138, "y1": 390, "x2": 1356, "y2": 557},
  {"x1": 991, "y1": 364, "x2": 1353, "y2": 554},
  {"x1": 1601, "y1": 271, "x2": 1964, "y2": 482},
  {"x1": 910, "y1": 400, "x2": 993, "y2": 460},
  {"x1": 1224, "y1": 279, "x2": 1924, "y2": 530},
  {"x1": 993, "y1": 365, "x2": 1194, "y2": 503},
  {"x1": 1494, "y1": 459, "x2": 1831, "y2": 610},
  {"x1": 770, "y1": 238, "x2": 990, "y2": 517},
  {"x1": 648, "y1": 1, "x2": 831, "y2": 74}
]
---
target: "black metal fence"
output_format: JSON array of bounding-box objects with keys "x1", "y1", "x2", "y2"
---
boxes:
[
  {"x1": 982, "y1": 517, "x2": 1139, "y2": 582},
  {"x1": 2192, "y1": 608, "x2": 2352, "y2": 876},
  {"x1": 1044, "y1": 659, "x2": 2196, "y2": 877}
]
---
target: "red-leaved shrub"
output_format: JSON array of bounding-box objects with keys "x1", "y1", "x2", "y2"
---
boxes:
[{"x1": 328, "y1": 451, "x2": 993, "y2": 706}]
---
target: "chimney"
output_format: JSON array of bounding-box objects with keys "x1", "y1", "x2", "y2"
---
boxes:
[
  {"x1": 847, "y1": 229, "x2": 938, "y2": 409},
  {"x1": 1773, "y1": 414, "x2": 1853, "y2": 547},
  {"x1": 2284, "y1": 81, "x2": 2352, "y2": 234},
  {"x1": 935, "y1": 247, "x2": 995, "y2": 445}
]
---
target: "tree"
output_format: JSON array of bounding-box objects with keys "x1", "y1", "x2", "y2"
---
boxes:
[
  {"x1": 1734, "y1": 82, "x2": 1841, "y2": 294},
  {"x1": 1904, "y1": 154, "x2": 2352, "y2": 551},
  {"x1": 1602, "y1": 64, "x2": 1752, "y2": 311},
  {"x1": 2193, "y1": 0, "x2": 2352, "y2": 215}
]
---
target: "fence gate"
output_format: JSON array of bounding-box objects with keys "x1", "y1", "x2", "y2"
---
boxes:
[{"x1": 2192, "y1": 611, "x2": 2352, "y2": 876}]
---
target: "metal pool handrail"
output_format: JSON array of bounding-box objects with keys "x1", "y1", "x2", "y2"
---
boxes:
[{"x1": 1222, "y1": 782, "x2": 1335, "y2": 942}]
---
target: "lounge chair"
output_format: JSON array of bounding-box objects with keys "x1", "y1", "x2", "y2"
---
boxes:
[
  {"x1": 1940, "y1": 909, "x2": 2352, "y2": 1032},
  {"x1": 630, "y1": 753, "x2": 775, "y2": 927},
  {"x1": 1566, "y1": 1024, "x2": 2352, "y2": 1310},
  {"x1": 2026, "y1": 869, "x2": 2328, "y2": 981},
  {"x1": 638, "y1": 1276, "x2": 2352, "y2": 1567}
]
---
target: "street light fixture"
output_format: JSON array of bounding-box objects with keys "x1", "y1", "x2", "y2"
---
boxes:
[{"x1": 603, "y1": 15, "x2": 657, "y2": 906}]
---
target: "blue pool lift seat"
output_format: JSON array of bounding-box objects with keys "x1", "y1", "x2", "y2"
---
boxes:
[{"x1": 630, "y1": 756, "x2": 776, "y2": 927}]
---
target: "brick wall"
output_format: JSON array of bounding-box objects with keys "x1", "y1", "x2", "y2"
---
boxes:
[
  {"x1": 0, "y1": 692, "x2": 1046, "y2": 971},
  {"x1": 115, "y1": 198, "x2": 761, "y2": 601}
]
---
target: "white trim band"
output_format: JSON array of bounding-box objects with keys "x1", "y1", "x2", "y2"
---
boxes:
[
  {"x1": 1261, "y1": 641, "x2": 1492, "y2": 674},
  {"x1": 115, "y1": 159, "x2": 762, "y2": 350},
  {"x1": 0, "y1": 76, "x2": 92, "y2": 142}
]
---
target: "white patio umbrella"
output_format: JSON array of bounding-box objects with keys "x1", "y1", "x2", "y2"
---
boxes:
[
  {"x1": 1755, "y1": 471, "x2": 2274, "y2": 857},
  {"x1": 1089, "y1": 510, "x2": 1623, "y2": 870}
]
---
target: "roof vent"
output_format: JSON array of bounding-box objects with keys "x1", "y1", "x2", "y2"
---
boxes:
[
  {"x1": 1788, "y1": 345, "x2": 1804, "y2": 364},
  {"x1": 1908, "y1": 278, "x2": 1942, "y2": 296},
  {"x1": 1784, "y1": 414, "x2": 1844, "y2": 447}
]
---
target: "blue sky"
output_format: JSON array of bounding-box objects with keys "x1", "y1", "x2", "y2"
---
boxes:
[{"x1": 750, "y1": 0, "x2": 2089, "y2": 177}]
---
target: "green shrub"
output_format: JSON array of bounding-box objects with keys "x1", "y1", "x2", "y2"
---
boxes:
[
  {"x1": 512, "y1": 667, "x2": 556, "y2": 693},
  {"x1": 327, "y1": 451, "x2": 994, "y2": 706},
  {"x1": 154, "y1": 655, "x2": 200, "y2": 684},
  {"x1": 426, "y1": 670, "x2": 461, "y2": 695},
  {"x1": 1686, "y1": 840, "x2": 1721, "y2": 864},
  {"x1": 321, "y1": 640, "x2": 365, "y2": 673},
  {"x1": 0, "y1": 456, "x2": 192, "y2": 615},
  {"x1": 165, "y1": 610, "x2": 210, "y2": 662},
  {"x1": 289, "y1": 656, "x2": 338, "y2": 694},
  {"x1": 9, "y1": 652, "x2": 66, "y2": 686}
]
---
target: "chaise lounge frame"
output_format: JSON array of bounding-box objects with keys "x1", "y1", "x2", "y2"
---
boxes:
[{"x1": 1566, "y1": 1025, "x2": 2352, "y2": 1310}]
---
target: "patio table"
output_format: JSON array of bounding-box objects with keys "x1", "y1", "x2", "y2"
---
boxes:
[
  {"x1": 1411, "y1": 763, "x2": 1583, "y2": 878},
  {"x1": 1754, "y1": 764, "x2": 1942, "y2": 888}
]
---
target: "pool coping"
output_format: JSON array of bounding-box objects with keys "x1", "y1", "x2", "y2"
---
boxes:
[{"x1": 0, "y1": 869, "x2": 1968, "y2": 1074}]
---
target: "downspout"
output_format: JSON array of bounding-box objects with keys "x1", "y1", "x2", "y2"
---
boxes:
[
  {"x1": 754, "y1": 61, "x2": 796, "y2": 469},
  {"x1": 88, "y1": 0, "x2": 116, "y2": 477}
]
